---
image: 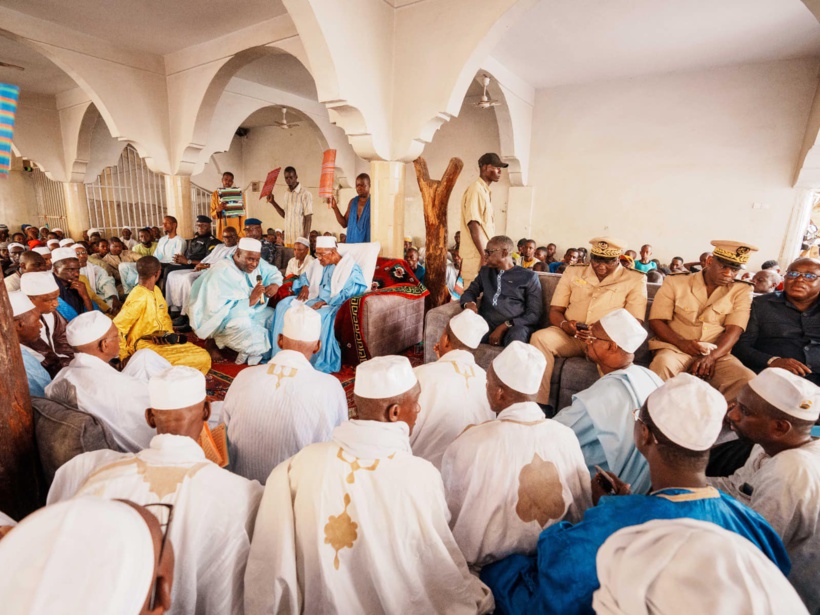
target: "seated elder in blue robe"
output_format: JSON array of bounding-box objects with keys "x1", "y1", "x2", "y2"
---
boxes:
[
  {"x1": 553, "y1": 309, "x2": 663, "y2": 494},
  {"x1": 11, "y1": 291, "x2": 52, "y2": 396},
  {"x1": 481, "y1": 373, "x2": 791, "y2": 615},
  {"x1": 269, "y1": 236, "x2": 367, "y2": 373},
  {"x1": 188, "y1": 237, "x2": 282, "y2": 365}
]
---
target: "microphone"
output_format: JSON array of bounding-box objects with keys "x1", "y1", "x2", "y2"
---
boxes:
[{"x1": 256, "y1": 275, "x2": 263, "y2": 284}]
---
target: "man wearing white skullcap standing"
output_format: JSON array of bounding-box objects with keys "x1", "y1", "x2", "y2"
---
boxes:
[
  {"x1": 268, "y1": 235, "x2": 367, "y2": 373},
  {"x1": 709, "y1": 368, "x2": 820, "y2": 611},
  {"x1": 245, "y1": 355, "x2": 494, "y2": 615},
  {"x1": 481, "y1": 373, "x2": 791, "y2": 615},
  {"x1": 188, "y1": 236, "x2": 282, "y2": 365},
  {"x1": 441, "y1": 341, "x2": 591, "y2": 569},
  {"x1": 593, "y1": 518, "x2": 808, "y2": 615},
  {"x1": 0, "y1": 497, "x2": 174, "y2": 615},
  {"x1": 554, "y1": 309, "x2": 663, "y2": 494},
  {"x1": 21, "y1": 270, "x2": 74, "y2": 376},
  {"x1": 410, "y1": 310, "x2": 494, "y2": 469},
  {"x1": 48, "y1": 366, "x2": 263, "y2": 615},
  {"x1": 9, "y1": 290, "x2": 52, "y2": 396},
  {"x1": 46, "y1": 311, "x2": 167, "y2": 452},
  {"x1": 223, "y1": 302, "x2": 348, "y2": 483}
]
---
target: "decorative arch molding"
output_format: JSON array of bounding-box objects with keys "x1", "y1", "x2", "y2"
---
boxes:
[{"x1": 196, "y1": 79, "x2": 359, "y2": 188}]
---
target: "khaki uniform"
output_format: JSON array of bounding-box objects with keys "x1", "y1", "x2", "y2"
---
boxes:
[
  {"x1": 530, "y1": 264, "x2": 647, "y2": 404},
  {"x1": 648, "y1": 271, "x2": 754, "y2": 400},
  {"x1": 458, "y1": 178, "x2": 494, "y2": 288}
]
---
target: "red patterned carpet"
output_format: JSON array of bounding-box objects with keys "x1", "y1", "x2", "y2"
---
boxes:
[{"x1": 200, "y1": 337, "x2": 425, "y2": 414}]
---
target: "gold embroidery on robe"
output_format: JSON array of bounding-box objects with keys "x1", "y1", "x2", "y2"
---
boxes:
[
  {"x1": 336, "y1": 448, "x2": 380, "y2": 484},
  {"x1": 515, "y1": 453, "x2": 566, "y2": 527},
  {"x1": 448, "y1": 361, "x2": 476, "y2": 387},
  {"x1": 83, "y1": 457, "x2": 210, "y2": 499},
  {"x1": 324, "y1": 493, "x2": 358, "y2": 570},
  {"x1": 266, "y1": 364, "x2": 299, "y2": 389}
]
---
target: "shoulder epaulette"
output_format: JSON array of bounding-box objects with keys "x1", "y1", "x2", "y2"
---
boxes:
[
  {"x1": 570, "y1": 263, "x2": 586, "y2": 267},
  {"x1": 668, "y1": 271, "x2": 690, "y2": 276},
  {"x1": 626, "y1": 267, "x2": 646, "y2": 276},
  {"x1": 734, "y1": 279, "x2": 754, "y2": 286}
]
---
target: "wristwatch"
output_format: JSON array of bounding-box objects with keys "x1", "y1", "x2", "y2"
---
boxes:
[{"x1": 767, "y1": 356, "x2": 780, "y2": 365}]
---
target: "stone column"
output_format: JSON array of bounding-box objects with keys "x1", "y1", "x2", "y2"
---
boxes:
[
  {"x1": 63, "y1": 182, "x2": 91, "y2": 240},
  {"x1": 164, "y1": 174, "x2": 194, "y2": 239},
  {"x1": 369, "y1": 161, "x2": 405, "y2": 258}
]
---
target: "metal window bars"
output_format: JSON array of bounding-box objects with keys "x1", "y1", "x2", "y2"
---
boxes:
[
  {"x1": 32, "y1": 168, "x2": 68, "y2": 231},
  {"x1": 84, "y1": 144, "x2": 167, "y2": 237}
]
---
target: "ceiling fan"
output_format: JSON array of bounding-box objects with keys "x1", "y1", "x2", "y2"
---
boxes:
[
  {"x1": 473, "y1": 75, "x2": 500, "y2": 109},
  {"x1": 274, "y1": 107, "x2": 300, "y2": 130},
  {"x1": 0, "y1": 61, "x2": 25, "y2": 71}
]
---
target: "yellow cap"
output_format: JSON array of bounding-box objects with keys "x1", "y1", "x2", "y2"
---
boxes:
[
  {"x1": 710, "y1": 240, "x2": 758, "y2": 266},
  {"x1": 589, "y1": 237, "x2": 626, "y2": 259}
]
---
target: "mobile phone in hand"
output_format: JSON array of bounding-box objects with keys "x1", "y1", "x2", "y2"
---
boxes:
[
  {"x1": 576, "y1": 322, "x2": 589, "y2": 331},
  {"x1": 594, "y1": 465, "x2": 617, "y2": 495}
]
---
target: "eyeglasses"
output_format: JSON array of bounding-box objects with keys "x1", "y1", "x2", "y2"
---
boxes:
[
  {"x1": 142, "y1": 502, "x2": 175, "y2": 611},
  {"x1": 785, "y1": 271, "x2": 819, "y2": 281},
  {"x1": 590, "y1": 256, "x2": 617, "y2": 264},
  {"x1": 484, "y1": 248, "x2": 501, "y2": 256}
]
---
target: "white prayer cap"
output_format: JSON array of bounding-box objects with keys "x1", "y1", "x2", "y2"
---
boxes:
[
  {"x1": 72, "y1": 243, "x2": 86, "y2": 252},
  {"x1": 448, "y1": 310, "x2": 489, "y2": 349},
  {"x1": 9, "y1": 291, "x2": 36, "y2": 317},
  {"x1": 283, "y1": 302, "x2": 321, "y2": 342},
  {"x1": 7, "y1": 242, "x2": 24, "y2": 251},
  {"x1": 0, "y1": 497, "x2": 155, "y2": 615},
  {"x1": 354, "y1": 355, "x2": 417, "y2": 399},
  {"x1": 66, "y1": 311, "x2": 113, "y2": 347},
  {"x1": 88, "y1": 227, "x2": 101, "y2": 235},
  {"x1": 52, "y1": 227, "x2": 63, "y2": 233},
  {"x1": 20, "y1": 271, "x2": 58, "y2": 296},
  {"x1": 295, "y1": 236, "x2": 310, "y2": 247},
  {"x1": 51, "y1": 247, "x2": 78, "y2": 264},
  {"x1": 748, "y1": 367, "x2": 820, "y2": 421},
  {"x1": 404, "y1": 235, "x2": 413, "y2": 242},
  {"x1": 593, "y1": 518, "x2": 805, "y2": 615},
  {"x1": 598, "y1": 309, "x2": 646, "y2": 354},
  {"x1": 149, "y1": 365, "x2": 206, "y2": 410},
  {"x1": 492, "y1": 341, "x2": 546, "y2": 395},
  {"x1": 46, "y1": 239, "x2": 59, "y2": 247},
  {"x1": 646, "y1": 373, "x2": 726, "y2": 451},
  {"x1": 121, "y1": 226, "x2": 131, "y2": 231},
  {"x1": 58, "y1": 238, "x2": 75, "y2": 247},
  {"x1": 238, "y1": 237, "x2": 261, "y2": 252},
  {"x1": 274, "y1": 228, "x2": 283, "y2": 233},
  {"x1": 315, "y1": 236, "x2": 337, "y2": 249},
  {"x1": 33, "y1": 246, "x2": 51, "y2": 256}
]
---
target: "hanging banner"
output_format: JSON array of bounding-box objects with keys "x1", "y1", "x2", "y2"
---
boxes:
[
  {"x1": 319, "y1": 149, "x2": 336, "y2": 201},
  {"x1": 0, "y1": 83, "x2": 21, "y2": 178},
  {"x1": 259, "y1": 167, "x2": 281, "y2": 200}
]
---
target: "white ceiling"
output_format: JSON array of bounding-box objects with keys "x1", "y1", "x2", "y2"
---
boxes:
[
  {"x1": 492, "y1": 0, "x2": 820, "y2": 89},
  {"x1": 0, "y1": 0, "x2": 289, "y2": 55},
  {"x1": 0, "y1": 33, "x2": 78, "y2": 95}
]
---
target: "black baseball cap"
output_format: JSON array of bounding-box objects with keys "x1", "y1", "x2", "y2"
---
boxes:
[{"x1": 478, "y1": 152, "x2": 508, "y2": 168}]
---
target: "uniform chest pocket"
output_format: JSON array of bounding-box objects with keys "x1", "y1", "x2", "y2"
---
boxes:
[{"x1": 701, "y1": 299, "x2": 733, "y2": 325}]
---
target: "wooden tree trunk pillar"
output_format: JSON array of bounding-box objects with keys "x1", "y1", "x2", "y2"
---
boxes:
[
  {"x1": 413, "y1": 156, "x2": 464, "y2": 310},
  {"x1": 0, "y1": 272, "x2": 40, "y2": 520}
]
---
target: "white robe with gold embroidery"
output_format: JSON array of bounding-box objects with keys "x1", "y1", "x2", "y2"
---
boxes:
[
  {"x1": 244, "y1": 420, "x2": 494, "y2": 615},
  {"x1": 441, "y1": 401, "x2": 592, "y2": 569},
  {"x1": 47, "y1": 434, "x2": 263, "y2": 615},
  {"x1": 411, "y1": 349, "x2": 494, "y2": 470},
  {"x1": 223, "y1": 349, "x2": 348, "y2": 484}
]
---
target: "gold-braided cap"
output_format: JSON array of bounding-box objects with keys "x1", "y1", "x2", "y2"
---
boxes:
[
  {"x1": 589, "y1": 237, "x2": 626, "y2": 258},
  {"x1": 710, "y1": 240, "x2": 758, "y2": 265}
]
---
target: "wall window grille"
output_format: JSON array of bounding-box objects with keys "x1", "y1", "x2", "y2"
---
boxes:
[
  {"x1": 84, "y1": 145, "x2": 167, "y2": 236},
  {"x1": 32, "y1": 168, "x2": 68, "y2": 231}
]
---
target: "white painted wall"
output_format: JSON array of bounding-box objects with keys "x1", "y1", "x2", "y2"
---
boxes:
[
  {"x1": 403, "y1": 97, "x2": 508, "y2": 246},
  {"x1": 528, "y1": 58, "x2": 820, "y2": 269},
  {"x1": 0, "y1": 157, "x2": 40, "y2": 231},
  {"x1": 191, "y1": 128, "x2": 341, "y2": 235}
]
